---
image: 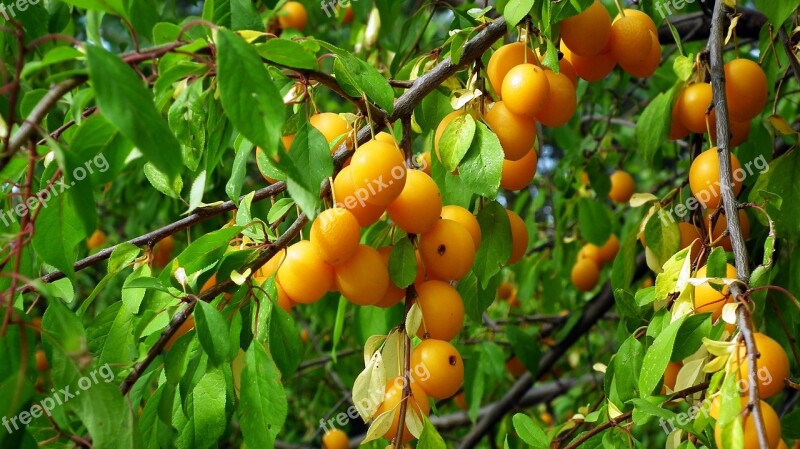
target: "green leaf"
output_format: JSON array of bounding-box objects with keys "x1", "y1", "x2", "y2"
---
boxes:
[
  {"x1": 239, "y1": 343, "x2": 288, "y2": 446},
  {"x1": 613, "y1": 334, "x2": 644, "y2": 404},
  {"x1": 87, "y1": 301, "x2": 135, "y2": 367},
  {"x1": 418, "y1": 416, "x2": 446, "y2": 449},
  {"x1": 636, "y1": 84, "x2": 678, "y2": 165},
  {"x1": 754, "y1": 0, "x2": 795, "y2": 27},
  {"x1": 644, "y1": 209, "x2": 681, "y2": 265},
  {"x1": 275, "y1": 124, "x2": 333, "y2": 220},
  {"x1": 459, "y1": 121, "x2": 504, "y2": 198},
  {"x1": 168, "y1": 80, "x2": 206, "y2": 172},
  {"x1": 506, "y1": 326, "x2": 540, "y2": 377},
  {"x1": 226, "y1": 135, "x2": 252, "y2": 202},
  {"x1": 578, "y1": 197, "x2": 613, "y2": 246},
  {"x1": 586, "y1": 157, "x2": 611, "y2": 199},
  {"x1": 749, "y1": 150, "x2": 800, "y2": 241},
  {"x1": 512, "y1": 413, "x2": 548, "y2": 447},
  {"x1": 388, "y1": 238, "x2": 418, "y2": 288},
  {"x1": 167, "y1": 226, "x2": 244, "y2": 276},
  {"x1": 257, "y1": 39, "x2": 319, "y2": 70},
  {"x1": 230, "y1": 0, "x2": 262, "y2": 30},
  {"x1": 269, "y1": 293, "x2": 303, "y2": 377},
  {"x1": 439, "y1": 113, "x2": 476, "y2": 172},
  {"x1": 504, "y1": 0, "x2": 535, "y2": 27},
  {"x1": 672, "y1": 313, "x2": 711, "y2": 361},
  {"x1": 192, "y1": 366, "x2": 228, "y2": 445},
  {"x1": 217, "y1": 29, "x2": 286, "y2": 157},
  {"x1": 267, "y1": 198, "x2": 296, "y2": 224},
  {"x1": 472, "y1": 201, "x2": 512, "y2": 287},
  {"x1": 62, "y1": 0, "x2": 126, "y2": 16},
  {"x1": 144, "y1": 162, "x2": 183, "y2": 198},
  {"x1": 86, "y1": 45, "x2": 183, "y2": 177},
  {"x1": 325, "y1": 45, "x2": 395, "y2": 113},
  {"x1": 32, "y1": 192, "x2": 86, "y2": 279},
  {"x1": 638, "y1": 314, "x2": 686, "y2": 396},
  {"x1": 195, "y1": 301, "x2": 232, "y2": 366}
]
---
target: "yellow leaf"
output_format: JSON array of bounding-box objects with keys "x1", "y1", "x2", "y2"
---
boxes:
[
  {"x1": 236, "y1": 30, "x2": 265, "y2": 43},
  {"x1": 768, "y1": 114, "x2": 798, "y2": 136},
  {"x1": 362, "y1": 409, "x2": 395, "y2": 444},
  {"x1": 722, "y1": 0, "x2": 736, "y2": 7},
  {"x1": 405, "y1": 303, "x2": 423, "y2": 337},
  {"x1": 629, "y1": 192, "x2": 659, "y2": 208},
  {"x1": 724, "y1": 14, "x2": 740, "y2": 46}
]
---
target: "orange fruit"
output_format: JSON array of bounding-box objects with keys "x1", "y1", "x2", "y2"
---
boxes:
[
  {"x1": 559, "y1": 57, "x2": 578, "y2": 86},
  {"x1": 688, "y1": 148, "x2": 743, "y2": 210},
  {"x1": 87, "y1": 229, "x2": 106, "y2": 250},
  {"x1": 439, "y1": 205, "x2": 481, "y2": 249},
  {"x1": 704, "y1": 209, "x2": 750, "y2": 252},
  {"x1": 484, "y1": 101, "x2": 537, "y2": 161},
  {"x1": 375, "y1": 131, "x2": 396, "y2": 144},
  {"x1": 777, "y1": 442, "x2": 788, "y2": 449},
  {"x1": 624, "y1": 30, "x2": 661, "y2": 78},
  {"x1": 342, "y1": 5, "x2": 354, "y2": 24},
  {"x1": 334, "y1": 244, "x2": 389, "y2": 306},
  {"x1": 669, "y1": 96, "x2": 691, "y2": 140},
  {"x1": 416, "y1": 280, "x2": 465, "y2": 341},
  {"x1": 276, "y1": 282, "x2": 296, "y2": 312},
  {"x1": 375, "y1": 377, "x2": 430, "y2": 443},
  {"x1": 677, "y1": 83, "x2": 715, "y2": 134},
  {"x1": 322, "y1": 429, "x2": 349, "y2": 449},
  {"x1": 724, "y1": 59, "x2": 768, "y2": 122},
  {"x1": 536, "y1": 71, "x2": 577, "y2": 127},
  {"x1": 714, "y1": 399, "x2": 782, "y2": 449},
  {"x1": 410, "y1": 339, "x2": 464, "y2": 399},
  {"x1": 332, "y1": 165, "x2": 386, "y2": 227},
  {"x1": 663, "y1": 361, "x2": 682, "y2": 392},
  {"x1": 35, "y1": 350, "x2": 49, "y2": 372},
  {"x1": 505, "y1": 356, "x2": 526, "y2": 377},
  {"x1": 615, "y1": 9, "x2": 657, "y2": 35},
  {"x1": 253, "y1": 251, "x2": 286, "y2": 284},
  {"x1": 454, "y1": 392, "x2": 468, "y2": 410},
  {"x1": 310, "y1": 113, "x2": 352, "y2": 149},
  {"x1": 642, "y1": 277, "x2": 654, "y2": 288},
  {"x1": 375, "y1": 246, "x2": 407, "y2": 308},
  {"x1": 501, "y1": 63, "x2": 550, "y2": 116},
  {"x1": 578, "y1": 243, "x2": 602, "y2": 265},
  {"x1": 561, "y1": 41, "x2": 617, "y2": 82},
  {"x1": 310, "y1": 208, "x2": 361, "y2": 265},
  {"x1": 571, "y1": 259, "x2": 599, "y2": 292},
  {"x1": 416, "y1": 152, "x2": 432, "y2": 176},
  {"x1": 735, "y1": 333, "x2": 790, "y2": 399},
  {"x1": 678, "y1": 222, "x2": 703, "y2": 261},
  {"x1": 710, "y1": 118, "x2": 752, "y2": 147},
  {"x1": 349, "y1": 139, "x2": 407, "y2": 206},
  {"x1": 387, "y1": 170, "x2": 443, "y2": 234},
  {"x1": 278, "y1": 1, "x2": 308, "y2": 30},
  {"x1": 277, "y1": 241, "x2": 334, "y2": 304},
  {"x1": 419, "y1": 219, "x2": 476, "y2": 281},
  {"x1": 165, "y1": 315, "x2": 195, "y2": 350},
  {"x1": 501, "y1": 149, "x2": 538, "y2": 191},
  {"x1": 486, "y1": 42, "x2": 536, "y2": 96},
  {"x1": 497, "y1": 281, "x2": 514, "y2": 300},
  {"x1": 560, "y1": 0, "x2": 612, "y2": 57},
  {"x1": 282, "y1": 134, "x2": 295, "y2": 150},
  {"x1": 434, "y1": 110, "x2": 466, "y2": 160},
  {"x1": 597, "y1": 234, "x2": 620, "y2": 264},
  {"x1": 693, "y1": 263, "x2": 737, "y2": 320},
  {"x1": 609, "y1": 170, "x2": 635, "y2": 203},
  {"x1": 152, "y1": 235, "x2": 174, "y2": 269},
  {"x1": 507, "y1": 209, "x2": 528, "y2": 265},
  {"x1": 609, "y1": 15, "x2": 651, "y2": 68}
]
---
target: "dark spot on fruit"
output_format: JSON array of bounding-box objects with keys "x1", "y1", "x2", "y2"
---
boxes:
[
  {"x1": 449, "y1": 355, "x2": 457, "y2": 365},
  {"x1": 437, "y1": 244, "x2": 446, "y2": 255}
]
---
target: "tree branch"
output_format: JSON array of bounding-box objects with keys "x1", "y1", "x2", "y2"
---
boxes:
[
  {"x1": 457, "y1": 254, "x2": 648, "y2": 448},
  {"x1": 657, "y1": 8, "x2": 766, "y2": 45},
  {"x1": 707, "y1": 2, "x2": 768, "y2": 448},
  {"x1": 120, "y1": 212, "x2": 307, "y2": 395},
  {"x1": 24, "y1": 183, "x2": 287, "y2": 291}
]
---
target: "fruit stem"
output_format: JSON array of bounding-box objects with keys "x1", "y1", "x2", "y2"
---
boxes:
[{"x1": 613, "y1": 0, "x2": 626, "y2": 17}]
